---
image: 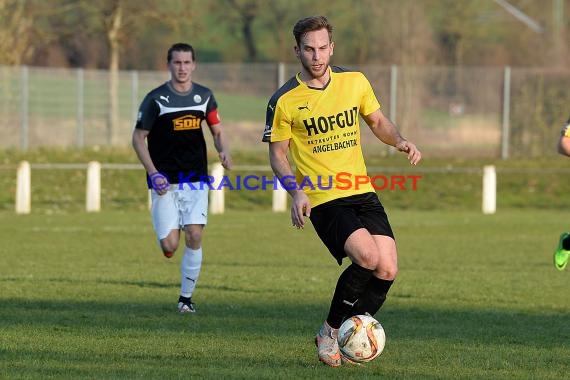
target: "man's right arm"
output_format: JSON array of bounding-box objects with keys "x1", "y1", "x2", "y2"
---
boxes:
[
  {"x1": 132, "y1": 128, "x2": 155, "y2": 174},
  {"x1": 132, "y1": 128, "x2": 167, "y2": 195}
]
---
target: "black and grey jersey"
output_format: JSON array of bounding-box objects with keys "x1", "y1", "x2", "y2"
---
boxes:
[{"x1": 135, "y1": 81, "x2": 221, "y2": 185}]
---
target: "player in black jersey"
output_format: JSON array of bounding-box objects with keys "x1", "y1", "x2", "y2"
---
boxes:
[{"x1": 132, "y1": 43, "x2": 232, "y2": 313}]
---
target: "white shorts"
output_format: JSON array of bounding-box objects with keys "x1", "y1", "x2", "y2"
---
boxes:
[{"x1": 150, "y1": 183, "x2": 209, "y2": 240}]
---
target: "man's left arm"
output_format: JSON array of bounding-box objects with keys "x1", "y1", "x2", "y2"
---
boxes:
[
  {"x1": 209, "y1": 123, "x2": 232, "y2": 169},
  {"x1": 363, "y1": 109, "x2": 422, "y2": 165}
]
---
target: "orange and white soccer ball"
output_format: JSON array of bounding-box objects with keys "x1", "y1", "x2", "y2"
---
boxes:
[{"x1": 337, "y1": 314, "x2": 386, "y2": 363}]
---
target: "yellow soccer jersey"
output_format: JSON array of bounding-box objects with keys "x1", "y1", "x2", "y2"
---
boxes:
[{"x1": 262, "y1": 66, "x2": 381, "y2": 207}]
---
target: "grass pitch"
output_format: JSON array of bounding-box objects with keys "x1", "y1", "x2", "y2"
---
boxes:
[{"x1": 0, "y1": 209, "x2": 569, "y2": 379}]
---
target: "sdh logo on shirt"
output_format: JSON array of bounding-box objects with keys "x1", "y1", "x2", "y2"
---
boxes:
[{"x1": 173, "y1": 115, "x2": 201, "y2": 131}]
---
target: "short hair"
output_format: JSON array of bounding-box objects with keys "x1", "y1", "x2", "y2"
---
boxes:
[
  {"x1": 167, "y1": 43, "x2": 195, "y2": 63},
  {"x1": 292, "y1": 16, "x2": 333, "y2": 46}
]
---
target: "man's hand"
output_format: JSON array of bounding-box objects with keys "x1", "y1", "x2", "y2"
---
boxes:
[
  {"x1": 396, "y1": 140, "x2": 422, "y2": 166},
  {"x1": 291, "y1": 191, "x2": 311, "y2": 229},
  {"x1": 219, "y1": 151, "x2": 232, "y2": 170},
  {"x1": 149, "y1": 172, "x2": 169, "y2": 195}
]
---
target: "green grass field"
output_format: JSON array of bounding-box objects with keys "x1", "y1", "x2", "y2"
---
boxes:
[{"x1": 1, "y1": 208, "x2": 569, "y2": 379}]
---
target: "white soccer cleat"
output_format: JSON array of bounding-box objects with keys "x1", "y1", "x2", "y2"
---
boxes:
[{"x1": 314, "y1": 321, "x2": 342, "y2": 367}]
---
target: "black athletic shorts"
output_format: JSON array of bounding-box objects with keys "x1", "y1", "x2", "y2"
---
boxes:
[{"x1": 309, "y1": 192, "x2": 394, "y2": 265}]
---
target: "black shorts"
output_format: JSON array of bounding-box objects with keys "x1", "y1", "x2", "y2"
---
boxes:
[{"x1": 309, "y1": 192, "x2": 394, "y2": 265}]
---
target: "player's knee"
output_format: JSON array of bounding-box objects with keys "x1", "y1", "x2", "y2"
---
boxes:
[
  {"x1": 160, "y1": 236, "x2": 179, "y2": 253},
  {"x1": 356, "y1": 250, "x2": 381, "y2": 270},
  {"x1": 185, "y1": 230, "x2": 203, "y2": 247},
  {"x1": 375, "y1": 264, "x2": 398, "y2": 281}
]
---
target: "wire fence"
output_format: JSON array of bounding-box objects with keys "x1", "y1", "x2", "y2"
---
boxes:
[{"x1": 1, "y1": 64, "x2": 569, "y2": 157}]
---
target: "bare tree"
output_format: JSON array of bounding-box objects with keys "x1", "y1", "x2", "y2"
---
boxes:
[
  {"x1": 104, "y1": 1, "x2": 122, "y2": 146},
  {"x1": 389, "y1": 0, "x2": 436, "y2": 137},
  {"x1": 258, "y1": 0, "x2": 298, "y2": 63},
  {"x1": 223, "y1": 0, "x2": 262, "y2": 62},
  {"x1": 0, "y1": 0, "x2": 34, "y2": 65},
  {"x1": 78, "y1": 0, "x2": 195, "y2": 145},
  {"x1": 0, "y1": 0, "x2": 71, "y2": 65}
]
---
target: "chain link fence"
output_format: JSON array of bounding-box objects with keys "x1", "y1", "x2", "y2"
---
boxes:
[{"x1": 1, "y1": 64, "x2": 569, "y2": 157}]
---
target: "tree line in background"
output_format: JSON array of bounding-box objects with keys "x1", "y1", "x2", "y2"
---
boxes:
[
  {"x1": 1, "y1": 0, "x2": 568, "y2": 150},
  {"x1": 1, "y1": 0, "x2": 568, "y2": 70}
]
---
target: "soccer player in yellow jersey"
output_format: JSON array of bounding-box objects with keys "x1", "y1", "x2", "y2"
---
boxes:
[
  {"x1": 262, "y1": 16, "x2": 421, "y2": 367},
  {"x1": 554, "y1": 117, "x2": 570, "y2": 271}
]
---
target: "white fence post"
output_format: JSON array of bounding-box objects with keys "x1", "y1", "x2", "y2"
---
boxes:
[
  {"x1": 86, "y1": 161, "x2": 101, "y2": 212},
  {"x1": 209, "y1": 163, "x2": 225, "y2": 214},
  {"x1": 272, "y1": 186, "x2": 287, "y2": 212},
  {"x1": 482, "y1": 165, "x2": 496, "y2": 214},
  {"x1": 15, "y1": 161, "x2": 31, "y2": 214}
]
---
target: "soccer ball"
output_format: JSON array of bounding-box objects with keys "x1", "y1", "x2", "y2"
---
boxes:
[{"x1": 337, "y1": 314, "x2": 386, "y2": 363}]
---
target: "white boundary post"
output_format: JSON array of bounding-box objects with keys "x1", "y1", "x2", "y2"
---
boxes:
[
  {"x1": 482, "y1": 165, "x2": 496, "y2": 214},
  {"x1": 86, "y1": 161, "x2": 101, "y2": 212},
  {"x1": 272, "y1": 185, "x2": 287, "y2": 212},
  {"x1": 15, "y1": 161, "x2": 31, "y2": 214},
  {"x1": 209, "y1": 163, "x2": 225, "y2": 214}
]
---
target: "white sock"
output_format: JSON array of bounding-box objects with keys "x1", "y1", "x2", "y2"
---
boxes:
[{"x1": 180, "y1": 246, "x2": 202, "y2": 298}]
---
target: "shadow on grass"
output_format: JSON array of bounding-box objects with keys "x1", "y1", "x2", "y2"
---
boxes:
[
  {"x1": 2, "y1": 297, "x2": 569, "y2": 379},
  {"x1": 1, "y1": 297, "x2": 568, "y2": 348}
]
